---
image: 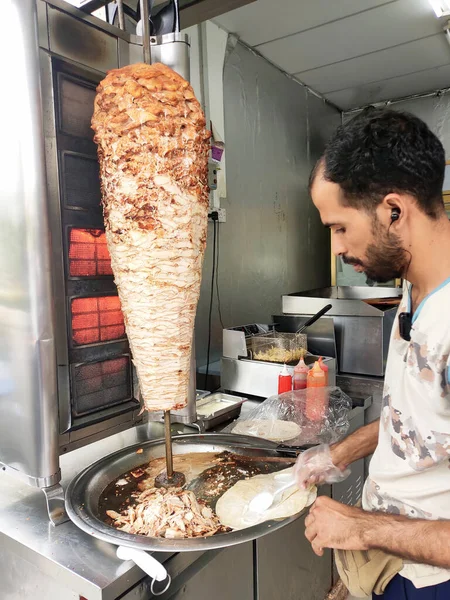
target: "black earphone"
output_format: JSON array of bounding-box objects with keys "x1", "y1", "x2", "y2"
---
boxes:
[
  {"x1": 388, "y1": 207, "x2": 414, "y2": 340},
  {"x1": 390, "y1": 207, "x2": 412, "y2": 340},
  {"x1": 391, "y1": 209, "x2": 400, "y2": 223}
]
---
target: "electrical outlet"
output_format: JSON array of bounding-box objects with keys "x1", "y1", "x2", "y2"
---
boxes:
[
  {"x1": 208, "y1": 208, "x2": 226, "y2": 223},
  {"x1": 208, "y1": 163, "x2": 218, "y2": 190}
]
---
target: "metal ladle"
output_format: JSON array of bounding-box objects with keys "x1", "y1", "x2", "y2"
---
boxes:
[{"x1": 248, "y1": 472, "x2": 297, "y2": 514}]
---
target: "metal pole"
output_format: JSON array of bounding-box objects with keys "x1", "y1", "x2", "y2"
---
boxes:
[
  {"x1": 117, "y1": 0, "x2": 125, "y2": 30},
  {"x1": 173, "y1": 0, "x2": 180, "y2": 33},
  {"x1": 164, "y1": 410, "x2": 173, "y2": 478},
  {"x1": 155, "y1": 411, "x2": 185, "y2": 488},
  {"x1": 139, "y1": 0, "x2": 152, "y2": 64}
]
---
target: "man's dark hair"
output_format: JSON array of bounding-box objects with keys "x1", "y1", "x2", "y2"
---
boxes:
[{"x1": 310, "y1": 107, "x2": 446, "y2": 219}]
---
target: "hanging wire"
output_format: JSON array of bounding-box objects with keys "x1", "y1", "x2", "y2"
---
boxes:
[
  {"x1": 204, "y1": 219, "x2": 217, "y2": 390},
  {"x1": 215, "y1": 221, "x2": 224, "y2": 329}
]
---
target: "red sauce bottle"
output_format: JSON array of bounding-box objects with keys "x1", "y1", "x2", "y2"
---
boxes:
[
  {"x1": 318, "y1": 356, "x2": 329, "y2": 386},
  {"x1": 293, "y1": 357, "x2": 309, "y2": 391},
  {"x1": 278, "y1": 364, "x2": 292, "y2": 394},
  {"x1": 306, "y1": 360, "x2": 328, "y2": 420}
]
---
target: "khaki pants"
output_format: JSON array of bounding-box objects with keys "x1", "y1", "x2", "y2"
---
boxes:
[{"x1": 335, "y1": 547, "x2": 403, "y2": 598}]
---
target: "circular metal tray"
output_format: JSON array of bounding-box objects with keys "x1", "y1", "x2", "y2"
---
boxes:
[{"x1": 65, "y1": 433, "x2": 303, "y2": 552}]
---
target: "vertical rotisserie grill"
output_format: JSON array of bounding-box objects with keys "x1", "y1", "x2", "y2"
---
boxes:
[
  {"x1": 0, "y1": 0, "x2": 196, "y2": 523},
  {"x1": 53, "y1": 58, "x2": 140, "y2": 434}
]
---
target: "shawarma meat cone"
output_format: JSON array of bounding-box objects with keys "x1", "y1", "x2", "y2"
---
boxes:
[{"x1": 92, "y1": 63, "x2": 210, "y2": 411}]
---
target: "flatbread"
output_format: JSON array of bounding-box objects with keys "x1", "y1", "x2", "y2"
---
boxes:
[
  {"x1": 232, "y1": 419, "x2": 301, "y2": 442},
  {"x1": 216, "y1": 467, "x2": 317, "y2": 530}
]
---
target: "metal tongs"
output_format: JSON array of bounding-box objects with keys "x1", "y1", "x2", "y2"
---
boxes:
[{"x1": 227, "y1": 442, "x2": 314, "y2": 458}]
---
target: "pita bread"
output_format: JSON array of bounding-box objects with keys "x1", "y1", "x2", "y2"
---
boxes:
[
  {"x1": 232, "y1": 419, "x2": 301, "y2": 442},
  {"x1": 216, "y1": 467, "x2": 316, "y2": 530}
]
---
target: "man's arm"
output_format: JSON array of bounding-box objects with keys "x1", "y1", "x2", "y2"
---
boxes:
[
  {"x1": 369, "y1": 511, "x2": 450, "y2": 568},
  {"x1": 331, "y1": 418, "x2": 380, "y2": 469},
  {"x1": 304, "y1": 497, "x2": 450, "y2": 569},
  {"x1": 295, "y1": 419, "x2": 380, "y2": 489}
]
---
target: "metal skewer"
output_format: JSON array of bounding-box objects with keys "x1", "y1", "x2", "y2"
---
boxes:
[
  {"x1": 139, "y1": 0, "x2": 152, "y2": 65},
  {"x1": 164, "y1": 410, "x2": 173, "y2": 478},
  {"x1": 155, "y1": 410, "x2": 186, "y2": 488},
  {"x1": 117, "y1": 0, "x2": 125, "y2": 31}
]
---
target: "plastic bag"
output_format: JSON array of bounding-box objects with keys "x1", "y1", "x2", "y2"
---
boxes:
[
  {"x1": 225, "y1": 387, "x2": 352, "y2": 446},
  {"x1": 293, "y1": 444, "x2": 351, "y2": 489}
]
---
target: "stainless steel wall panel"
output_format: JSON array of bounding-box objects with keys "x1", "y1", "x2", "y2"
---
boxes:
[
  {"x1": 195, "y1": 42, "x2": 340, "y2": 367},
  {"x1": 37, "y1": 0, "x2": 49, "y2": 50},
  {"x1": 40, "y1": 51, "x2": 70, "y2": 377},
  {"x1": 344, "y1": 92, "x2": 450, "y2": 160},
  {"x1": 47, "y1": 5, "x2": 118, "y2": 72},
  {"x1": 388, "y1": 93, "x2": 450, "y2": 156},
  {"x1": 43, "y1": 0, "x2": 131, "y2": 42},
  {"x1": 307, "y1": 91, "x2": 340, "y2": 164},
  {"x1": 0, "y1": 0, "x2": 59, "y2": 485}
]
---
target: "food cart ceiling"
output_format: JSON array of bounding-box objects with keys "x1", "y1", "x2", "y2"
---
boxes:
[
  {"x1": 214, "y1": 0, "x2": 450, "y2": 110},
  {"x1": 70, "y1": 0, "x2": 255, "y2": 30}
]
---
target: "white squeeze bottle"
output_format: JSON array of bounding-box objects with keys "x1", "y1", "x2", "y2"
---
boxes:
[{"x1": 293, "y1": 357, "x2": 309, "y2": 390}]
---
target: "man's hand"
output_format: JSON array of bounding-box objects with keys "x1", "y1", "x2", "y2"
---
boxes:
[
  {"x1": 294, "y1": 444, "x2": 350, "y2": 489},
  {"x1": 294, "y1": 420, "x2": 380, "y2": 490},
  {"x1": 304, "y1": 496, "x2": 450, "y2": 570},
  {"x1": 304, "y1": 496, "x2": 373, "y2": 556}
]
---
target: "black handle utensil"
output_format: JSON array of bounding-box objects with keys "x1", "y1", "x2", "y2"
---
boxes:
[
  {"x1": 296, "y1": 304, "x2": 332, "y2": 334},
  {"x1": 228, "y1": 442, "x2": 314, "y2": 458}
]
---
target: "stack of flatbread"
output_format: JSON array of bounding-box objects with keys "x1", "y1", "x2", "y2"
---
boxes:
[
  {"x1": 232, "y1": 419, "x2": 301, "y2": 442},
  {"x1": 216, "y1": 467, "x2": 316, "y2": 530}
]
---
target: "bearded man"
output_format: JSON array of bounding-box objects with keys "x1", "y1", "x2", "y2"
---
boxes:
[{"x1": 296, "y1": 108, "x2": 450, "y2": 600}]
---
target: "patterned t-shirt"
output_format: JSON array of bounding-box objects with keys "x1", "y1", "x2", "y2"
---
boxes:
[{"x1": 362, "y1": 277, "x2": 450, "y2": 588}]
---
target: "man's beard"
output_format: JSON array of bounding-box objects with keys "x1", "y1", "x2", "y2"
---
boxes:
[{"x1": 342, "y1": 218, "x2": 409, "y2": 283}]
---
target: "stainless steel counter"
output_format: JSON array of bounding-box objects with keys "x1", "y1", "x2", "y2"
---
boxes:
[
  {"x1": 0, "y1": 415, "x2": 265, "y2": 600},
  {"x1": 0, "y1": 422, "x2": 171, "y2": 600},
  {"x1": 0, "y1": 399, "x2": 370, "y2": 600}
]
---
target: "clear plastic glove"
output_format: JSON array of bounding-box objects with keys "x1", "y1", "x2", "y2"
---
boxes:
[{"x1": 294, "y1": 444, "x2": 350, "y2": 490}]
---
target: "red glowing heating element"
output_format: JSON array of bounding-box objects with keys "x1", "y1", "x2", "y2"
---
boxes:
[
  {"x1": 71, "y1": 296, "x2": 125, "y2": 346},
  {"x1": 68, "y1": 228, "x2": 112, "y2": 277}
]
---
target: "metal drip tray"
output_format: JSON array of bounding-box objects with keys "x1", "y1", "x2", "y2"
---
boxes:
[
  {"x1": 196, "y1": 393, "x2": 245, "y2": 430},
  {"x1": 65, "y1": 433, "x2": 302, "y2": 553}
]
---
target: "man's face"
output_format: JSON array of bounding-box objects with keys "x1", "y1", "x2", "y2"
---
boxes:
[{"x1": 311, "y1": 175, "x2": 408, "y2": 283}]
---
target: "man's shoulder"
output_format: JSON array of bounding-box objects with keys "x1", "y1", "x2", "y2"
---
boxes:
[{"x1": 414, "y1": 277, "x2": 450, "y2": 335}]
